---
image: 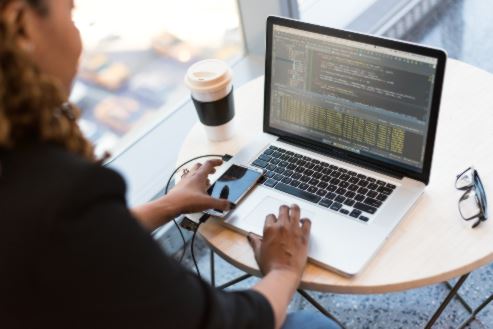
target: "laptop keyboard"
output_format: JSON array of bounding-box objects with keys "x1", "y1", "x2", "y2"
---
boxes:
[{"x1": 251, "y1": 145, "x2": 396, "y2": 223}]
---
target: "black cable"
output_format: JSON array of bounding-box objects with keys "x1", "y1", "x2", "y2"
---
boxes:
[
  {"x1": 190, "y1": 222, "x2": 202, "y2": 279},
  {"x1": 162, "y1": 154, "x2": 224, "y2": 264},
  {"x1": 190, "y1": 214, "x2": 211, "y2": 280}
]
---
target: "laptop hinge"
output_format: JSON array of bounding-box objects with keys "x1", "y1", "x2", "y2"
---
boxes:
[{"x1": 278, "y1": 136, "x2": 405, "y2": 180}]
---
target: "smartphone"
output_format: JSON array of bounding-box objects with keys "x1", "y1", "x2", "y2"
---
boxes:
[{"x1": 205, "y1": 164, "x2": 264, "y2": 217}]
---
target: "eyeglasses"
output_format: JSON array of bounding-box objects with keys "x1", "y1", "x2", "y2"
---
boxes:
[{"x1": 455, "y1": 167, "x2": 488, "y2": 228}]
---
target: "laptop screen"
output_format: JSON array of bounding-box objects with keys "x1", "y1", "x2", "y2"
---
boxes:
[{"x1": 268, "y1": 24, "x2": 439, "y2": 173}]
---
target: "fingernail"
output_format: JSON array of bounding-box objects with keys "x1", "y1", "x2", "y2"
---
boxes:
[{"x1": 229, "y1": 202, "x2": 237, "y2": 210}]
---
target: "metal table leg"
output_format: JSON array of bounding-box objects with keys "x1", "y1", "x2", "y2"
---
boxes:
[
  {"x1": 297, "y1": 289, "x2": 347, "y2": 329},
  {"x1": 424, "y1": 273, "x2": 470, "y2": 329},
  {"x1": 457, "y1": 293, "x2": 493, "y2": 329},
  {"x1": 210, "y1": 249, "x2": 216, "y2": 287},
  {"x1": 443, "y1": 281, "x2": 473, "y2": 313}
]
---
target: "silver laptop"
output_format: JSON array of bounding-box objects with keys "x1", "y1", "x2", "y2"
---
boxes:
[{"x1": 222, "y1": 16, "x2": 447, "y2": 276}]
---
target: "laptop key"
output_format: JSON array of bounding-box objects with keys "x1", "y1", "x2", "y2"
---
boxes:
[
  {"x1": 272, "y1": 151, "x2": 282, "y2": 158},
  {"x1": 336, "y1": 188, "x2": 346, "y2": 195},
  {"x1": 335, "y1": 195, "x2": 345, "y2": 203},
  {"x1": 378, "y1": 186, "x2": 394, "y2": 195},
  {"x1": 267, "y1": 164, "x2": 277, "y2": 171},
  {"x1": 339, "y1": 181, "x2": 350, "y2": 188},
  {"x1": 339, "y1": 168, "x2": 348, "y2": 173},
  {"x1": 387, "y1": 183, "x2": 397, "y2": 189},
  {"x1": 307, "y1": 186, "x2": 318, "y2": 194},
  {"x1": 340, "y1": 209, "x2": 350, "y2": 215},
  {"x1": 299, "y1": 183, "x2": 310, "y2": 190},
  {"x1": 316, "y1": 189, "x2": 327, "y2": 197},
  {"x1": 376, "y1": 193, "x2": 388, "y2": 201},
  {"x1": 309, "y1": 178, "x2": 319, "y2": 185},
  {"x1": 274, "y1": 167, "x2": 285, "y2": 174},
  {"x1": 295, "y1": 166, "x2": 305, "y2": 173},
  {"x1": 354, "y1": 194, "x2": 365, "y2": 202},
  {"x1": 354, "y1": 202, "x2": 377, "y2": 214},
  {"x1": 330, "y1": 171, "x2": 342, "y2": 178},
  {"x1": 331, "y1": 178, "x2": 341, "y2": 185},
  {"x1": 359, "y1": 216, "x2": 370, "y2": 222},
  {"x1": 258, "y1": 154, "x2": 272, "y2": 162},
  {"x1": 282, "y1": 177, "x2": 292, "y2": 184},
  {"x1": 266, "y1": 171, "x2": 275, "y2": 178},
  {"x1": 330, "y1": 202, "x2": 342, "y2": 211},
  {"x1": 350, "y1": 209, "x2": 362, "y2": 218},
  {"x1": 300, "y1": 175, "x2": 310, "y2": 183},
  {"x1": 367, "y1": 191, "x2": 378, "y2": 198},
  {"x1": 345, "y1": 191, "x2": 356, "y2": 199},
  {"x1": 348, "y1": 184, "x2": 359, "y2": 191},
  {"x1": 287, "y1": 164, "x2": 297, "y2": 170},
  {"x1": 319, "y1": 198, "x2": 333, "y2": 208},
  {"x1": 326, "y1": 192, "x2": 337, "y2": 200},
  {"x1": 284, "y1": 170, "x2": 294, "y2": 177},
  {"x1": 264, "y1": 179, "x2": 278, "y2": 188},
  {"x1": 364, "y1": 197, "x2": 383, "y2": 208},
  {"x1": 327, "y1": 184, "x2": 337, "y2": 192},
  {"x1": 277, "y1": 148, "x2": 286, "y2": 153},
  {"x1": 349, "y1": 177, "x2": 359, "y2": 184},
  {"x1": 344, "y1": 199, "x2": 355, "y2": 207},
  {"x1": 317, "y1": 182, "x2": 328, "y2": 189},
  {"x1": 314, "y1": 165, "x2": 324, "y2": 172},
  {"x1": 348, "y1": 171, "x2": 357, "y2": 176},
  {"x1": 358, "y1": 180, "x2": 369, "y2": 187},
  {"x1": 274, "y1": 183, "x2": 321, "y2": 204},
  {"x1": 321, "y1": 175, "x2": 331, "y2": 182},
  {"x1": 376, "y1": 180, "x2": 386, "y2": 186},
  {"x1": 368, "y1": 183, "x2": 379, "y2": 190},
  {"x1": 329, "y1": 165, "x2": 339, "y2": 170},
  {"x1": 264, "y1": 149, "x2": 274, "y2": 155},
  {"x1": 268, "y1": 146, "x2": 278, "y2": 151},
  {"x1": 279, "y1": 161, "x2": 289, "y2": 168},
  {"x1": 358, "y1": 187, "x2": 369, "y2": 195},
  {"x1": 313, "y1": 172, "x2": 323, "y2": 179},
  {"x1": 274, "y1": 174, "x2": 284, "y2": 181},
  {"x1": 271, "y1": 159, "x2": 280, "y2": 165},
  {"x1": 340, "y1": 174, "x2": 350, "y2": 181},
  {"x1": 367, "y1": 177, "x2": 376, "y2": 183},
  {"x1": 252, "y1": 159, "x2": 268, "y2": 168},
  {"x1": 290, "y1": 180, "x2": 301, "y2": 188},
  {"x1": 357, "y1": 174, "x2": 367, "y2": 180},
  {"x1": 292, "y1": 173, "x2": 302, "y2": 180},
  {"x1": 304, "y1": 169, "x2": 314, "y2": 176},
  {"x1": 322, "y1": 168, "x2": 332, "y2": 175}
]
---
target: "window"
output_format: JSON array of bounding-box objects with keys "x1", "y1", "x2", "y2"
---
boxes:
[{"x1": 71, "y1": 0, "x2": 244, "y2": 157}]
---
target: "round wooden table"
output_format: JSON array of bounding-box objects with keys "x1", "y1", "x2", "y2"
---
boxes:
[{"x1": 178, "y1": 58, "x2": 493, "y2": 303}]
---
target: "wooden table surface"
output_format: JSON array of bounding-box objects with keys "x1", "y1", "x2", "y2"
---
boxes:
[{"x1": 177, "y1": 59, "x2": 493, "y2": 294}]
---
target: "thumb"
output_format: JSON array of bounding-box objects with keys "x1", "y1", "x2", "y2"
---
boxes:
[
  {"x1": 206, "y1": 196, "x2": 233, "y2": 211},
  {"x1": 247, "y1": 233, "x2": 262, "y2": 263}
]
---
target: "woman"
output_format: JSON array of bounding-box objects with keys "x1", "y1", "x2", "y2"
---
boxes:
[{"x1": 0, "y1": 1, "x2": 339, "y2": 328}]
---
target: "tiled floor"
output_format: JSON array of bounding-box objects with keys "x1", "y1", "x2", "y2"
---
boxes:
[{"x1": 173, "y1": 2, "x2": 493, "y2": 328}]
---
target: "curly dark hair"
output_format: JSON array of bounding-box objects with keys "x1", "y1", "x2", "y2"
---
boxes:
[{"x1": 0, "y1": 0, "x2": 95, "y2": 161}]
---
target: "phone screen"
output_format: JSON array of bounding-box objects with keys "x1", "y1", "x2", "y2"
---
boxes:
[{"x1": 208, "y1": 165, "x2": 263, "y2": 205}]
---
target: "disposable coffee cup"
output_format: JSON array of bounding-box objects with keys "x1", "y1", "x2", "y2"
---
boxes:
[{"x1": 185, "y1": 59, "x2": 235, "y2": 142}]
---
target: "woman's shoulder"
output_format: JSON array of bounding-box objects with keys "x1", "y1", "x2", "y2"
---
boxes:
[{"x1": 0, "y1": 142, "x2": 127, "y2": 215}]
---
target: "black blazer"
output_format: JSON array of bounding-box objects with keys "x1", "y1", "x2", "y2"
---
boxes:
[{"x1": 0, "y1": 143, "x2": 273, "y2": 329}]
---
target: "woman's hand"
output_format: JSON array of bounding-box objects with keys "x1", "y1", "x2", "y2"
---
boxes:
[
  {"x1": 166, "y1": 159, "x2": 232, "y2": 214},
  {"x1": 249, "y1": 204, "x2": 312, "y2": 329},
  {"x1": 248, "y1": 204, "x2": 311, "y2": 280},
  {"x1": 132, "y1": 159, "x2": 231, "y2": 231}
]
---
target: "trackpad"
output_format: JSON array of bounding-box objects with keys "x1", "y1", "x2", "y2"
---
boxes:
[{"x1": 243, "y1": 196, "x2": 316, "y2": 236}]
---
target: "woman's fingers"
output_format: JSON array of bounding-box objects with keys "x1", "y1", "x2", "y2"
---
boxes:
[
  {"x1": 247, "y1": 233, "x2": 262, "y2": 264},
  {"x1": 289, "y1": 204, "x2": 301, "y2": 226},
  {"x1": 278, "y1": 205, "x2": 290, "y2": 224},
  {"x1": 197, "y1": 159, "x2": 223, "y2": 176},
  {"x1": 300, "y1": 218, "x2": 312, "y2": 237},
  {"x1": 206, "y1": 196, "x2": 231, "y2": 211}
]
